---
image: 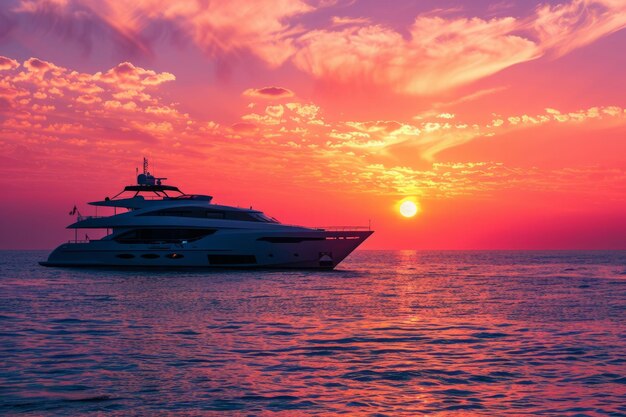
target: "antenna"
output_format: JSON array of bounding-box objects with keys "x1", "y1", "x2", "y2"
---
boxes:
[{"x1": 143, "y1": 157, "x2": 148, "y2": 175}]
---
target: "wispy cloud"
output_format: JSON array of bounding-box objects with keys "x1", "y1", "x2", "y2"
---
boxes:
[
  {"x1": 4, "y1": 0, "x2": 624, "y2": 95},
  {"x1": 9, "y1": 0, "x2": 313, "y2": 65},
  {"x1": 293, "y1": 0, "x2": 626, "y2": 95},
  {"x1": 294, "y1": 17, "x2": 539, "y2": 95},
  {"x1": 533, "y1": 0, "x2": 626, "y2": 57},
  {"x1": 331, "y1": 16, "x2": 370, "y2": 26}
]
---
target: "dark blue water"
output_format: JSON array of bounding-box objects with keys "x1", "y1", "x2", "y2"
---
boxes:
[{"x1": 1, "y1": 250, "x2": 625, "y2": 416}]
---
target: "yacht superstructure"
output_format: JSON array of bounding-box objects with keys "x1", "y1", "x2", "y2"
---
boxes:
[{"x1": 40, "y1": 160, "x2": 373, "y2": 269}]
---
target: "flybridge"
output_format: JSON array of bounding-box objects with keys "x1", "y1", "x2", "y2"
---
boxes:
[
  {"x1": 120, "y1": 156, "x2": 184, "y2": 196},
  {"x1": 88, "y1": 158, "x2": 212, "y2": 208},
  {"x1": 119, "y1": 184, "x2": 183, "y2": 193}
]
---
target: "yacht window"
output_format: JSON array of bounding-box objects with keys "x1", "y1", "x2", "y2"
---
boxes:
[
  {"x1": 251, "y1": 213, "x2": 280, "y2": 223},
  {"x1": 141, "y1": 207, "x2": 278, "y2": 222},
  {"x1": 257, "y1": 237, "x2": 325, "y2": 243},
  {"x1": 114, "y1": 228, "x2": 216, "y2": 244},
  {"x1": 141, "y1": 254, "x2": 160, "y2": 259},
  {"x1": 140, "y1": 207, "x2": 211, "y2": 218},
  {"x1": 223, "y1": 212, "x2": 260, "y2": 222},
  {"x1": 205, "y1": 212, "x2": 225, "y2": 219}
]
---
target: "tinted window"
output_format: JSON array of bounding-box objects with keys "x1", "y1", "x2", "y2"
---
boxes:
[
  {"x1": 251, "y1": 213, "x2": 279, "y2": 223},
  {"x1": 115, "y1": 228, "x2": 216, "y2": 244},
  {"x1": 223, "y1": 212, "x2": 260, "y2": 222},
  {"x1": 142, "y1": 207, "x2": 277, "y2": 222},
  {"x1": 141, "y1": 207, "x2": 217, "y2": 218},
  {"x1": 257, "y1": 237, "x2": 325, "y2": 243}
]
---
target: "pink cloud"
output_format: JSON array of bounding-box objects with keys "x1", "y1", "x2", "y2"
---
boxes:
[
  {"x1": 97, "y1": 62, "x2": 175, "y2": 90},
  {"x1": 285, "y1": 102, "x2": 320, "y2": 120},
  {"x1": 11, "y1": 0, "x2": 152, "y2": 56},
  {"x1": 533, "y1": 0, "x2": 626, "y2": 56},
  {"x1": 184, "y1": 0, "x2": 313, "y2": 66},
  {"x1": 243, "y1": 86, "x2": 295, "y2": 99},
  {"x1": 0, "y1": 55, "x2": 185, "y2": 150},
  {"x1": 293, "y1": 17, "x2": 539, "y2": 95},
  {"x1": 0, "y1": 83, "x2": 23, "y2": 100},
  {"x1": 331, "y1": 16, "x2": 371, "y2": 26},
  {"x1": 346, "y1": 120, "x2": 406, "y2": 134},
  {"x1": 11, "y1": 0, "x2": 313, "y2": 65},
  {"x1": 76, "y1": 94, "x2": 101, "y2": 104},
  {"x1": 230, "y1": 122, "x2": 258, "y2": 134},
  {"x1": 23, "y1": 57, "x2": 55, "y2": 71},
  {"x1": 265, "y1": 104, "x2": 285, "y2": 118},
  {"x1": 0, "y1": 56, "x2": 20, "y2": 70},
  {"x1": 291, "y1": 0, "x2": 626, "y2": 95},
  {"x1": 1, "y1": 54, "x2": 624, "y2": 209},
  {"x1": 7, "y1": 0, "x2": 625, "y2": 96}
]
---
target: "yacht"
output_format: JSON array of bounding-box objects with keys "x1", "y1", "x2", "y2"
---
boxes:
[{"x1": 40, "y1": 160, "x2": 373, "y2": 269}]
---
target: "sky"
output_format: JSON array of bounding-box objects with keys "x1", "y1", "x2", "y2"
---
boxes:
[{"x1": 0, "y1": 0, "x2": 625, "y2": 250}]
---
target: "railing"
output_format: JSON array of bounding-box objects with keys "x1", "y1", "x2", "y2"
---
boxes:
[
  {"x1": 66, "y1": 240, "x2": 90, "y2": 244},
  {"x1": 77, "y1": 215, "x2": 105, "y2": 221},
  {"x1": 314, "y1": 226, "x2": 371, "y2": 231}
]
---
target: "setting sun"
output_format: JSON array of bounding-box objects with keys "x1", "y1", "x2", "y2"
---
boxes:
[{"x1": 399, "y1": 200, "x2": 419, "y2": 218}]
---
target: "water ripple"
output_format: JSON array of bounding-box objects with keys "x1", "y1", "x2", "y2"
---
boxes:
[{"x1": 1, "y1": 250, "x2": 625, "y2": 416}]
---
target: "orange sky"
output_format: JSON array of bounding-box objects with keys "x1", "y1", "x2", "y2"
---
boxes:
[{"x1": 0, "y1": 0, "x2": 625, "y2": 249}]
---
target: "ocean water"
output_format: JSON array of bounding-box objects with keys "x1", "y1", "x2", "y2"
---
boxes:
[{"x1": 0, "y1": 250, "x2": 625, "y2": 416}]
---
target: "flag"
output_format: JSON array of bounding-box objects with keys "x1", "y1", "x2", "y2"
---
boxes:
[{"x1": 69, "y1": 205, "x2": 77, "y2": 215}]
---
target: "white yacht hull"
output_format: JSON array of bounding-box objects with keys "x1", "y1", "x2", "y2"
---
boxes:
[
  {"x1": 43, "y1": 161, "x2": 375, "y2": 270},
  {"x1": 41, "y1": 230, "x2": 373, "y2": 269}
]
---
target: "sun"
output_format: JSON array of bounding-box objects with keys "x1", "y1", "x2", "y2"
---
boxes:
[{"x1": 399, "y1": 200, "x2": 419, "y2": 218}]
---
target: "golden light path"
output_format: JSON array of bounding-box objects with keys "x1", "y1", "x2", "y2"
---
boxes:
[{"x1": 399, "y1": 200, "x2": 418, "y2": 218}]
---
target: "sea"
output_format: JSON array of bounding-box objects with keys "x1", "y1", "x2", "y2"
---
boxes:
[{"x1": 0, "y1": 250, "x2": 625, "y2": 416}]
